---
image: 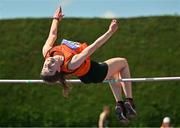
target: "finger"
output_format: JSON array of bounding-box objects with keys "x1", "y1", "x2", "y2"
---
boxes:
[
  {"x1": 59, "y1": 12, "x2": 64, "y2": 17},
  {"x1": 59, "y1": 6, "x2": 62, "y2": 12}
]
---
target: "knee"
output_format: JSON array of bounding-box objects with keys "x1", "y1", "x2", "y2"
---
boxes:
[
  {"x1": 118, "y1": 57, "x2": 128, "y2": 65},
  {"x1": 109, "y1": 73, "x2": 119, "y2": 79}
]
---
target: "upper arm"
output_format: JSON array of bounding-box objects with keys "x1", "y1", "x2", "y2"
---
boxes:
[
  {"x1": 68, "y1": 43, "x2": 97, "y2": 70},
  {"x1": 68, "y1": 53, "x2": 87, "y2": 70},
  {"x1": 42, "y1": 36, "x2": 57, "y2": 57}
]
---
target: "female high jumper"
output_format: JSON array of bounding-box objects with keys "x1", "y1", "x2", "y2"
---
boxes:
[{"x1": 40, "y1": 6, "x2": 137, "y2": 123}]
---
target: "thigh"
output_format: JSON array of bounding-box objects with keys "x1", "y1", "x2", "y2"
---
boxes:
[
  {"x1": 104, "y1": 57, "x2": 127, "y2": 79},
  {"x1": 79, "y1": 61, "x2": 108, "y2": 83}
]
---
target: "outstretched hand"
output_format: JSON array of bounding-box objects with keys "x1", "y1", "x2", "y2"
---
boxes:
[
  {"x1": 108, "y1": 19, "x2": 118, "y2": 33},
  {"x1": 53, "y1": 6, "x2": 64, "y2": 21}
]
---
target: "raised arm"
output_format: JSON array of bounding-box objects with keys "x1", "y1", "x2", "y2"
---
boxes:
[
  {"x1": 42, "y1": 7, "x2": 64, "y2": 57},
  {"x1": 69, "y1": 19, "x2": 118, "y2": 70}
]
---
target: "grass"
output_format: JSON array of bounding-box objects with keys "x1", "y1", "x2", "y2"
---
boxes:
[{"x1": 0, "y1": 16, "x2": 180, "y2": 127}]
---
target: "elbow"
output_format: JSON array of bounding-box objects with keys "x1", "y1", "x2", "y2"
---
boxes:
[
  {"x1": 42, "y1": 47, "x2": 47, "y2": 58},
  {"x1": 81, "y1": 49, "x2": 90, "y2": 57},
  {"x1": 48, "y1": 34, "x2": 57, "y2": 41},
  {"x1": 49, "y1": 30, "x2": 57, "y2": 39}
]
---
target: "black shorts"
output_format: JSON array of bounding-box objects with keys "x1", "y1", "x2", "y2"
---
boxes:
[{"x1": 78, "y1": 61, "x2": 108, "y2": 83}]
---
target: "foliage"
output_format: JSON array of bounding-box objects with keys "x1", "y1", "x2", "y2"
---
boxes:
[{"x1": 0, "y1": 16, "x2": 180, "y2": 127}]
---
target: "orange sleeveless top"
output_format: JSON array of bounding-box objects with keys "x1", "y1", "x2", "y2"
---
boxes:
[{"x1": 45, "y1": 39, "x2": 91, "y2": 77}]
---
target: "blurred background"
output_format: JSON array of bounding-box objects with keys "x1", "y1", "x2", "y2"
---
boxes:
[
  {"x1": 0, "y1": 0, "x2": 180, "y2": 127},
  {"x1": 0, "y1": 0, "x2": 179, "y2": 19}
]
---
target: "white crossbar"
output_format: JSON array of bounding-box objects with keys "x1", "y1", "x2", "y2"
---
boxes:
[{"x1": 0, "y1": 76, "x2": 180, "y2": 84}]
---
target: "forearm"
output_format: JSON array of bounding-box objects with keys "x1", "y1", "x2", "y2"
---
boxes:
[
  {"x1": 42, "y1": 19, "x2": 60, "y2": 57},
  {"x1": 44, "y1": 19, "x2": 60, "y2": 48},
  {"x1": 81, "y1": 19, "x2": 118, "y2": 58},
  {"x1": 68, "y1": 19, "x2": 118, "y2": 70},
  {"x1": 42, "y1": 7, "x2": 63, "y2": 57},
  {"x1": 68, "y1": 30, "x2": 114, "y2": 69},
  {"x1": 69, "y1": 31, "x2": 113, "y2": 69},
  {"x1": 48, "y1": 19, "x2": 59, "y2": 38},
  {"x1": 82, "y1": 30, "x2": 114, "y2": 57}
]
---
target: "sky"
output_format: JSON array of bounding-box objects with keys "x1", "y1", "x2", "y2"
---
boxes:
[{"x1": 0, "y1": 0, "x2": 179, "y2": 19}]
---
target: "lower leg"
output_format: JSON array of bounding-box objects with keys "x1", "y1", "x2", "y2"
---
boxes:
[
  {"x1": 119, "y1": 66, "x2": 137, "y2": 117},
  {"x1": 109, "y1": 73, "x2": 123, "y2": 102},
  {"x1": 119, "y1": 61, "x2": 133, "y2": 99},
  {"x1": 104, "y1": 58, "x2": 136, "y2": 121},
  {"x1": 109, "y1": 74, "x2": 129, "y2": 123}
]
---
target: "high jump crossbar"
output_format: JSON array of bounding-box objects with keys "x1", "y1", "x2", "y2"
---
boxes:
[{"x1": 0, "y1": 76, "x2": 180, "y2": 84}]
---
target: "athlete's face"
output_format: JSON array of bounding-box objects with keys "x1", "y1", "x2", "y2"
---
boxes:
[{"x1": 41, "y1": 55, "x2": 64, "y2": 76}]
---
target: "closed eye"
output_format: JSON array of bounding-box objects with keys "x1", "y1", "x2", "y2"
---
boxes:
[
  {"x1": 49, "y1": 69, "x2": 54, "y2": 73},
  {"x1": 51, "y1": 59, "x2": 55, "y2": 63}
]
